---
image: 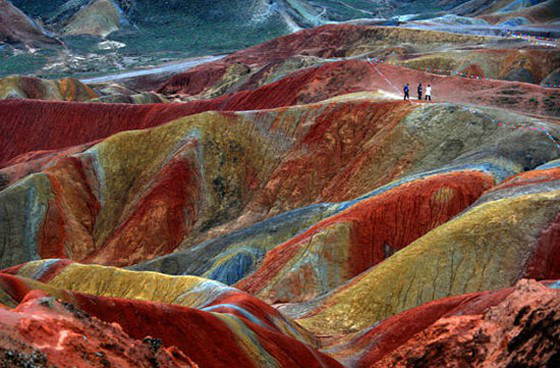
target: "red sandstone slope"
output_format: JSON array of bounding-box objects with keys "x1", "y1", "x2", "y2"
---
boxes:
[
  {"x1": 324, "y1": 279, "x2": 560, "y2": 367},
  {"x1": 371, "y1": 280, "x2": 560, "y2": 367},
  {"x1": 0, "y1": 290, "x2": 195, "y2": 367},
  {"x1": 157, "y1": 24, "x2": 488, "y2": 96},
  {"x1": 2, "y1": 57, "x2": 557, "y2": 169},
  {"x1": 0, "y1": 61, "x2": 370, "y2": 168},
  {"x1": 0, "y1": 100, "x2": 194, "y2": 168},
  {"x1": 325, "y1": 287, "x2": 515, "y2": 366},
  {"x1": 2, "y1": 99, "x2": 425, "y2": 269},
  {"x1": 236, "y1": 171, "x2": 495, "y2": 303},
  {"x1": 0, "y1": 273, "x2": 342, "y2": 368}
]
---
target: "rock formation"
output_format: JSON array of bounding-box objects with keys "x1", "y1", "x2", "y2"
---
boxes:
[
  {"x1": 371, "y1": 280, "x2": 560, "y2": 367},
  {"x1": 0, "y1": 0, "x2": 60, "y2": 49},
  {"x1": 0, "y1": 75, "x2": 98, "y2": 101},
  {"x1": 1, "y1": 3, "x2": 560, "y2": 367}
]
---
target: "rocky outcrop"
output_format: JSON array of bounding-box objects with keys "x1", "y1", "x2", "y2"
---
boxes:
[
  {"x1": 3, "y1": 56, "x2": 558, "y2": 168},
  {"x1": 0, "y1": 76, "x2": 171, "y2": 104},
  {"x1": 0, "y1": 75, "x2": 98, "y2": 101},
  {"x1": 3, "y1": 96, "x2": 558, "y2": 272},
  {"x1": 0, "y1": 99, "x2": 413, "y2": 269},
  {"x1": 1, "y1": 9, "x2": 560, "y2": 367},
  {"x1": 0, "y1": 290, "x2": 196, "y2": 367},
  {"x1": 0, "y1": 264, "x2": 342, "y2": 367},
  {"x1": 372, "y1": 280, "x2": 560, "y2": 367},
  {"x1": 157, "y1": 24, "x2": 489, "y2": 97},
  {"x1": 235, "y1": 171, "x2": 494, "y2": 303},
  {"x1": 1, "y1": 261, "x2": 317, "y2": 344},
  {"x1": 89, "y1": 91, "x2": 168, "y2": 103},
  {"x1": 282, "y1": 161, "x2": 560, "y2": 336},
  {"x1": 400, "y1": 48, "x2": 560, "y2": 86},
  {"x1": 479, "y1": 0, "x2": 560, "y2": 24}
]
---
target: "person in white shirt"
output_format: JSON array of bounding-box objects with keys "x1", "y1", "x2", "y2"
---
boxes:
[{"x1": 425, "y1": 84, "x2": 432, "y2": 101}]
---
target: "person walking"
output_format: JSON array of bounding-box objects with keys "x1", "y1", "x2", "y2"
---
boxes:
[
  {"x1": 417, "y1": 83, "x2": 423, "y2": 100},
  {"x1": 403, "y1": 83, "x2": 410, "y2": 100},
  {"x1": 425, "y1": 84, "x2": 432, "y2": 101}
]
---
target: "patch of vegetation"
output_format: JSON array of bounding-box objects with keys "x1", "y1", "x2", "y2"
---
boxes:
[
  {"x1": 500, "y1": 89, "x2": 524, "y2": 95},
  {"x1": 64, "y1": 35, "x2": 107, "y2": 55},
  {"x1": 10, "y1": 0, "x2": 68, "y2": 18},
  {"x1": 108, "y1": 16, "x2": 288, "y2": 57},
  {"x1": 0, "y1": 52, "x2": 50, "y2": 77},
  {"x1": 496, "y1": 96, "x2": 518, "y2": 105},
  {"x1": 393, "y1": 1, "x2": 446, "y2": 16},
  {"x1": 543, "y1": 97, "x2": 560, "y2": 116},
  {"x1": 543, "y1": 97, "x2": 558, "y2": 107}
]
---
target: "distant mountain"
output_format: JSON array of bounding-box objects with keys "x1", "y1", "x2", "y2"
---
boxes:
[
  {"x1": 0, "y1": 0, "x2": 61, "y2": 49},
  {"x1": 1, "y1": 0, "x2": 558, "y2": 78}
]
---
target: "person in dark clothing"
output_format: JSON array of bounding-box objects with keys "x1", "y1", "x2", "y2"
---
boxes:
[
  {"x1": 403, "y1": 83, "x2": 410, "y2": 100},
  {"x1": 418, "y1": 83, "x2": 423, "y2": 100}
]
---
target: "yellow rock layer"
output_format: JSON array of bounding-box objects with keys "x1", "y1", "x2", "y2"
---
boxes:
[{"x1": 297, "y1": 189, "x2": 560, "y2": 335}]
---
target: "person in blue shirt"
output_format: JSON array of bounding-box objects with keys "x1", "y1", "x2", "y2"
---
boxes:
[
  {"x1": 418, "y1": 83, "x2": 423, "y2": 100},
  {"x1": 403, "y1": 84, "x2": 410, "y2": 100}
]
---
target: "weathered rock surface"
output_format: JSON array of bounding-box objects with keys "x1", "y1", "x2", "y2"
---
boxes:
[
  {"x1": 0, "y1": 75, "x2": 98, "y2": 101},
  {"x1": 235, "y1": 171, "x2": 494, "y2": 303},
  {"x1": 0, "y1": 0, "x2": 61, "y2": 49},
  {"x1": 1, "y1": 9, "x2": 560, "y2": 367},
  {"x1": 282, "y1": 162, "x2": 560, "y2": 337},
  {"x1": 2, "y1": 56, "x2": 558, "y2": 169},
  {"x1": 0, "y1": 290, "x2": 196, "y2": 367},
  {"x1": 2, "y1": 96, "x2": 558, "y2": 274},
  {"x1": 158, "y1": 25, "x2": 490, "y2": 97},
  {"x1": 0, "y1": 263, "x2": 342, "y2": 367},
  {"x1": 372, "y1": 280, "x2": 560, "y2": 368}
]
